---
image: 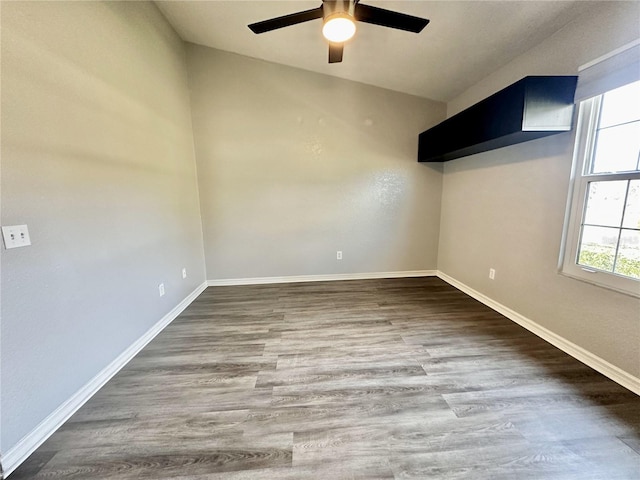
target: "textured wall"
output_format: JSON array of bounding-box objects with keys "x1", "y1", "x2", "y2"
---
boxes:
[
  {"x1": 1, "y1": 1, "x2": 205, "y2": 452},
  {"x1": 186, "y1": 46, "x2": 446, "y2": 280},
  {"x1": 438, "y1": 1, "x2": 640, "y2": 377}
]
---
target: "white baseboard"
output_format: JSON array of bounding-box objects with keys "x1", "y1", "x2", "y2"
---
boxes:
[
  {"x1": 207, "y1": 270, "x2": 438, "y2": 286},
  {"x1": 1, "y1": 282, "x2": 208, "y2": 478},
  {"x1": 437, "y1": 271, "x2": 640, "y2": 396}
]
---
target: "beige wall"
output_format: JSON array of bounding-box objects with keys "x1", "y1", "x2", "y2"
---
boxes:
[
  {"x1": 1, "y1": 1, "x2": 205, "y2": 452},
  {"x1": 186, "y1": 46, "x2": 446, "y2": 280},
  {"x1": 439, "y1": 1, "x2": 640, "y2": 377}
]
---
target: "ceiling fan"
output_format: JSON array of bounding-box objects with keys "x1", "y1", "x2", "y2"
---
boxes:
[{"x1": 248, "y1": 0, "x2": 429, "y2": 64}]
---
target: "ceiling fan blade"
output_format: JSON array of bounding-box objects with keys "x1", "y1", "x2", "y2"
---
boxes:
[
  {"x1": 329, "y1": 43, "x2": 344, "y2": 63},
  {"x1": 354, "y1": 4, "x2": 429, "y2": 33},
  {"x1": 248, "y1": 7, "x2": 324, "y2": 34}
]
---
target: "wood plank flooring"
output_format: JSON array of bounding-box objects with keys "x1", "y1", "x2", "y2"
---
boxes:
[{"x1": 10, "y1": 277, "x2": 640, "y2": 479}]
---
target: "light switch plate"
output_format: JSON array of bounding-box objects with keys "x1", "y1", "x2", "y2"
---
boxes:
[{"x1": 2, "y1": 225, "x2": 31, "y2": 249}]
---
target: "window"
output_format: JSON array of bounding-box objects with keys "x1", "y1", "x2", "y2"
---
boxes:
[{"x1": 562, "y1": 79, "x2": 640, "y2": 296}]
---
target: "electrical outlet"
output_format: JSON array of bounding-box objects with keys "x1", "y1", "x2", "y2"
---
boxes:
[
  {"x1": 489, "y1": 268, "x2": 496, "y2": 280},
  {"x1": 2, "y1": 225, "x2": 31, "y2": 249},
  {"x1": 159, "y1": 283, "x2": 165, "y2": 297},
  {"x1": 337, "y1": 250, "x2": 342, "y2": 260},
  {"x1": 182, "y1": 268, "x2": 187, "y2": 279}
]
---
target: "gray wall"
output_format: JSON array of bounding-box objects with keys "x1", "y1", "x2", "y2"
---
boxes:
[
  {"x1": 1, "y1": 1, "x2": 205, "y2": 452},
  {"x1": 186, "y1": 46, "x2": 446, "y2": 280},
  {"x1": 2, "y1": 0, "x2": 638, "y2": 466},
  {"x1": 438, "y1": 1, "x2": 640, "y2": 377}
]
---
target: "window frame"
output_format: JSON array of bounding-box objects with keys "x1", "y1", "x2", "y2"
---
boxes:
[{"x1": 561, "y1": 89, "x2": 640, "y2": 297}]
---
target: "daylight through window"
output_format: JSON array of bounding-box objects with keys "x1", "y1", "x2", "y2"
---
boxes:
[
  {"x1": 563, "y1": 78, "x2": 640, "y2": 296},
  {"x1": 578, "y1": 81, "x2": 640, "y2": 278}
]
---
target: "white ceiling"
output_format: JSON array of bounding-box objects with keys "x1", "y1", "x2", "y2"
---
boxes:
[{"x1": 155, "y1": 0, "x2": 595, "y2": 103}]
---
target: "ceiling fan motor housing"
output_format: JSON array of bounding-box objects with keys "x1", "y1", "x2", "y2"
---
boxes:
[{"x1": 323, "y1": 1, "x2": 356, "y2": 21}]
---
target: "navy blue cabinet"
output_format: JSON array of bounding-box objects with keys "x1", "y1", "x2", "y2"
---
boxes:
[{"x1": 418, "y1": 76, "x2": 578, "y2": 163}]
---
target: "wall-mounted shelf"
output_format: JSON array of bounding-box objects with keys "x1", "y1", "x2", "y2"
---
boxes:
[{"x1": 418, "y1": 76, "x2": 578, "y2": 163}]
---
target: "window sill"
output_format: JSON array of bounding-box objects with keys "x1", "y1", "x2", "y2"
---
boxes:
[{"x1": 558, "y1": 269, "x2": 640, "y2": 299}]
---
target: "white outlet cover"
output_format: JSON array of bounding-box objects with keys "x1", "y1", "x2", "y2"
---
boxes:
[
  {"x1": 159, "y1": 283, "x2": 165, "y2": 297},
  {"x1": 2, "y1": 225, "x2": 31, "y2": 249},
  {"x1": 182, "y1": 268, "x2": 187, "y2": 279}
]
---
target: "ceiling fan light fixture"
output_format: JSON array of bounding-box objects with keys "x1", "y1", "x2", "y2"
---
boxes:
[
  {"x1": 248, "y1": 1, "x2": 429, "y2": 64},
  {"x1": 322, "y1": 14, "x2": 356, "y2": 43}
]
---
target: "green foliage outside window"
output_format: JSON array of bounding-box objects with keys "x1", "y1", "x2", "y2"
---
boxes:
[{"x1": 579, "y1": 247, "x2": 640, "y2": 279}]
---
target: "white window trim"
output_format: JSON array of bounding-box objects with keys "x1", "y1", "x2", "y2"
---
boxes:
[{"x1": 560, "y1": 94, "x2": 640, "y2": 298}]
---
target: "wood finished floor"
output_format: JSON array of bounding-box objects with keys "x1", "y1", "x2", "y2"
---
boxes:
[{"x1": 10, "y1": 277, "x2": 640, "y2": 479}]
